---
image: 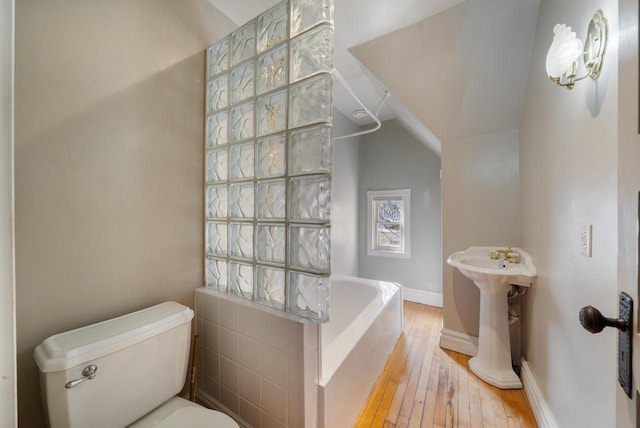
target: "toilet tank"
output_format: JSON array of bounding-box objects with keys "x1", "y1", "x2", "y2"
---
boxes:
[{"x1": 34, "y1": 302, "x2": 194, "y2": 428}]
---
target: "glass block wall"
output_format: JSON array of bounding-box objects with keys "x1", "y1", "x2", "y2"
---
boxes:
[{"x1": 205, "y1": 0, "x2": 334, "y2": 322}]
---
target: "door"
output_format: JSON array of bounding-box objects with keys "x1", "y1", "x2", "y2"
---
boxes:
[
  {"x1": 617, "y1": 0, "x2": 639, "y2": 427},
  {"x1": 0, "y1": 0, "x2": 16, "y2": 427}
]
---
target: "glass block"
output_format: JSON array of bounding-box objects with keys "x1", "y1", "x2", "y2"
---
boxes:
[
  {"x1": 230, "y1": 62, "x2": 255, "y2": 105},
  {"x1": 229, "y1": 142, "x2": 255, "y2": 181},
  {"x1": 257, "y1": 2, "x2": 287, "y2": 53},
  {"x1": 207, "y1": 75, "x2": 229, "y2": 114},
  {"x1": 257, "y1": 44, "x2": 287, "y2": 95},
  {"x1": 207, "y1": 37, "x2": 229, "y2": 79},
  {"x1": 288, "y1": 225, "x2": 330, "y2": 273},
  {"x1": 257, "y1": 90, "x2": 287, "y2": 137},
  {"x1": 230, "y1": 103, "x2": 255, "y2": 143},
  {"x1": 256, "y1": 179, "x2": 286, "y2": 220},
  {"x1": 229, "y1": 223, "x2": 254, "y2": 260},
  {"x1": 206, "y1": 257, "x2": 228, "y2": 292},
  {"x1": 229, "y1": 262, "x2": 254, "y2": 299},
  {"x1": 231, "y1": 21, "x2": 256, "y2": 67},
  {"x1": 206, "y1": 222, "x2": 228, "y2": 256},
  {"x1": 206, "y1": 111, "x2": 229, "y2": 148},
  {"x1": 288, "y1": 175, "x2": 331, "y2": 222},
  {"x1": 257, "y1": 134, "x2": 286, "y2": 178},
  {"x1": 206, "y1": 185, "x2": 227, "y2": 219},
  {"x1": 228, "y1": 182, "x2": 254, "y2": 219},
  {"x1": 256, "y1": 224, "x2": 285, "y2": 265},
  {"x1": 290, "y1": 24, "x2": 333, "y2": 83},
  {"x1": 287, "y1": 271, "x2": 330, "y2": 322},
  {"x1": 206, "y1": 148, "x2": 228, "y2": 183},
  {"x1": 289, "y1": 124, "x2": 332, "y2": 175},
  {"x1": 256, "y1": 266, "x2": 285, "y2": 309},
  {"x1": 290, "y1": 0, "x2": 333, "y2": 38},
  {"x1": 289, "y1": 75, "x2": 332, "y2": 129}
]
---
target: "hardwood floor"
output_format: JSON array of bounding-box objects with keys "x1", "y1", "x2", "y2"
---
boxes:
[{"x1": 354, "y1": 301, "x2": 538, "y2": 428}]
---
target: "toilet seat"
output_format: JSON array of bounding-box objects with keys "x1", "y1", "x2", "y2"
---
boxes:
[
  {"x1": 154, "y1": 407, "x2": 238, "y2": 428},
  {"x1": 128, "y1": 396, "x2": 239, "y2": 428}
]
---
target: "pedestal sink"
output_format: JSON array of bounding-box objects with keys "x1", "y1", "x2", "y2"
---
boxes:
[{"x1": 447, "y1": 246, "x2": 536, "y2": 389}]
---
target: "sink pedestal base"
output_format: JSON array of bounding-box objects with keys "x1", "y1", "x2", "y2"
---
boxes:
[
  {"x1": 470, "y1": 280, "x2": 522, "y2": 390},
  {"x1": 469, "y1": 357, "x2": 522, "y2": 389}
]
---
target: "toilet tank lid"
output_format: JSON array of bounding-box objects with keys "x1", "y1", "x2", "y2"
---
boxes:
[{"x1": 34, "y1": 302, "x2": 194, "y2": 373}]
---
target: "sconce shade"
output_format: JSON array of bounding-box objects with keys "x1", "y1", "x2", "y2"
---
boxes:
[
  {"x1": 545, "y1": 24, "x2": 583, "y2": 79},
  {"x1": 546, "y1": 11, "x2": 607, "y2": 89}
]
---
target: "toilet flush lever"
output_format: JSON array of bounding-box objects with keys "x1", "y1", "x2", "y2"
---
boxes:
[{"x1": 65, "y1": 365, "x2": 98, "y2": 389}]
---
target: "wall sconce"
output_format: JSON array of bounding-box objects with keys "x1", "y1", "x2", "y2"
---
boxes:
[{"x1": 545, "y1": 10, "x2": 608, "y2": 90}]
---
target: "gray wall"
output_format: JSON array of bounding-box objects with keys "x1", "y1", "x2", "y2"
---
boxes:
[
  {"x1": 358, "y1": 120, "x2": 442, "y2": 293},
  {"x1": 519, "y1": 0, "x2": 618, "y2": 426},
  {"x1": 0, "y1": 0, "x2": 16, "y2": 426},
  {"x1": 331, "y1": 110, "x2": 361, "y2": 277},
  {"x1": 14, "y1": 1, "x2": 235, "y2": 426}
]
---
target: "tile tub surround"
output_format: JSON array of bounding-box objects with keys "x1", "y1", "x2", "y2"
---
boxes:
[
  {"x1": 196, "y1": 275, "x2": 403, "y2": 428},
  {"x1": 204, "y1": 0, "x2": 335, "y2": 323},
  {"x1": 196, "y1": 288, "x2": 319, "y2": 428}
]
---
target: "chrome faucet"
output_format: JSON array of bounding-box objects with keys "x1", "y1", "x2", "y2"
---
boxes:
[{"x1": 489, "y1": 246, "x2": 521, "y2": 264}]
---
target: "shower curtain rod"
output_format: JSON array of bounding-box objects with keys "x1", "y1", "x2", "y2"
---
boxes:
[{"x1": 331, "y1": 68, "x2": 390, "y2": 141}]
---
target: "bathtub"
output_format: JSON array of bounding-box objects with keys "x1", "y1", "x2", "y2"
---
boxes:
[{"x1": 319, "y1": 275, "x2": 403, "y2": 428}]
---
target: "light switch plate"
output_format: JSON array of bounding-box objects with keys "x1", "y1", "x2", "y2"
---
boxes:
[{"x1": 581, "y1": 224, "x2": 592, "y2": 257}]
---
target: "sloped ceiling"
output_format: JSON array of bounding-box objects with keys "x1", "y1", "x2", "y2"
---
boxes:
[
  {"x1": 350, "y1": 0, "x2": 540, "y2": 143},
  {"x1": 207, "y1": 0, "x2": 540, "y2": 153},
  {"x1": 207, "y1": 0, "x2": 469, "y2": 154}
]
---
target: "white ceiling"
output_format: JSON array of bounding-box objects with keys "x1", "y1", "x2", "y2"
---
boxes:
[
  {"x1": 332, "y1": 0, "x2": 467, "y2": 123},
  {"x1": 207, "y1": 0, "x2": 467, "y2": 152},
  {"x1": 351, "y1": 0, "x2": 539, "y2": 144}
]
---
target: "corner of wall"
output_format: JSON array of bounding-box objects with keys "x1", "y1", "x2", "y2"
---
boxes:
[{"x1": 441, "y1": 130, "x2": 520, "y2": 335}]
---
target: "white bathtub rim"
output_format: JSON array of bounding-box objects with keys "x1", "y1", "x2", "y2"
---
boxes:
[{"x1": 320, "y1": 275, "x2": 401, "y2": 386}]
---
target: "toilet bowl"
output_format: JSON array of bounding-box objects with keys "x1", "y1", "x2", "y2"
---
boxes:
[
  {"x1": 128, "y1": 397, "x2": 237, "y2": 428},
  {"x1": 34, "y1": 301, "x2": 239, "y2": 428}
]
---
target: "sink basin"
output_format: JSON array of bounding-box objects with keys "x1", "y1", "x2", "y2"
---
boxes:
[
  {"x1": 447, "y1": 246, "x2": 537, "y2": 389},
  {"x1": 447, "y1": 246, "x2": 536, "y2": 288}
]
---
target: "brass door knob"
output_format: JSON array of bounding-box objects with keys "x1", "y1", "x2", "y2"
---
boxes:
[{"x1": 579, "y1": 305, "x2": 627, "y2": 333}]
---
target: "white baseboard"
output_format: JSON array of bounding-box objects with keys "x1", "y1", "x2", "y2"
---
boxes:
[
  {"x1": 439, "y1": 327, "x2": 478, "y2": 356},
  {"x1": 520, "y1": 359, "x2": 558, "y2": 428},
  {"x1": 402, "y1": 286, "x2": 443, "y2": 307}
]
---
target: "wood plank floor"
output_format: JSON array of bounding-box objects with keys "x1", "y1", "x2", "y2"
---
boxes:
[{"x1": 354, "y1": 301, "x2": 538, "y2": 428}]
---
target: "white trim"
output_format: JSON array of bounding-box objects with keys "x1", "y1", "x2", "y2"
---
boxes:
[
  {"x1": 366, "y1": 188, "x2": 411, "y2": 259},
  {"x1": 0, "y1": 0, "x2": 16, "y2": 426},
  {"x1": 439, "y1": 327, "x2": 478, "y2": 357},
  {"x1": 521, "y1": 359, "x2": 559, "y2": 428},
  {"x1": 402, "y1": 287, "x2": 443, "y2": 308}
]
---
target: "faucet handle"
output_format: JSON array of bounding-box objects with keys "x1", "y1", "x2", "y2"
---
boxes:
[{"x1": 506, "y1": 249, "x2": 521, "y2": 264}]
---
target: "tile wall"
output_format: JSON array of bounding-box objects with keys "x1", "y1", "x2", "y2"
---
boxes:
[{"x1": 196, "y1": 288, "x2": 320, "y2": 428}]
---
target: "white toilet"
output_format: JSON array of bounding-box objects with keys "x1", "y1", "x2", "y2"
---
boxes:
[{"x1": 34, "y1": 301, "x2": 239, "y2": 428}]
